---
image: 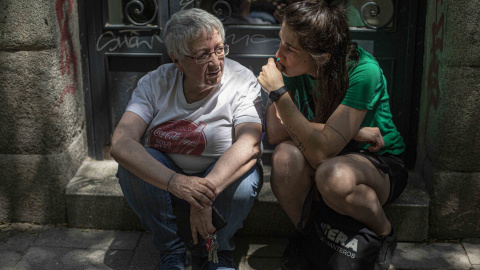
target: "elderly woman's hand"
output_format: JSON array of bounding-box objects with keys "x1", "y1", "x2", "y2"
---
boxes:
[
  {"x1": 168, "y1": 174, "x2": 217, "y2": 209},
  {"x1": 257, "y1": 58, "x2": 285, "y2": 94},
  {"x1": 190, "y1": 205, "x2": 216, "y2": 245}
]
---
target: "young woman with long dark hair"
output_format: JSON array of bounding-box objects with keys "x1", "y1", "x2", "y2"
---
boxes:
[{"x1": 257, "y1": 1, "x2": 408, "y2": 269}]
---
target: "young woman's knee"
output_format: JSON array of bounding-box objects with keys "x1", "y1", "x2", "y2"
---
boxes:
[
  {"x1": 315, "y1": 161, "x2": 357, "y2": 200},
  {"x1": 272, "y1": 141, "x2": 307, "y2": 171}
]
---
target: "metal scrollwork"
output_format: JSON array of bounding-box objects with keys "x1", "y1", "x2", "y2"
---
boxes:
[
  {"x1": 360, "y1": 1, "x2": 394, "y2": 29},
  {"x1": 211, "y1": 0, "x2": 232, "y2": 22},
  {"x1": 125, "y1": 0, "x2": 158, "y2": 26}
]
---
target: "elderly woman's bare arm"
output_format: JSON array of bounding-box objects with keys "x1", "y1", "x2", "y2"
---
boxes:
[
  {"x1": 110, "y1": 112, "x2": 217, "y2": 209},
  {"x1": 188, "y1": 122, "x2": 261, "y2": 244},
  {"x1": 204, "y1": 122, "x2": 262, "y2": 194}
]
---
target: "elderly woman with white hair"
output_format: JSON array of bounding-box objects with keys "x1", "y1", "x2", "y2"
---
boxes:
[{"x1": 110, "y1": 8, "x2": 263, "y2": 270}]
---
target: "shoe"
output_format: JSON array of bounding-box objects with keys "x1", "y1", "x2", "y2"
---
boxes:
[
  {"x1": 375, "y1": 226, "x2": 397, "y2": 270},
  {"x1": 157, "y1": 252, "x2": 188, "y2": 270},
  {"x1": 281, "y1": 231, "x2": 311, "y2": 270}
]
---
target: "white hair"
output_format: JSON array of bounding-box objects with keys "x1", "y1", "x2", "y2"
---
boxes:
[{"x1": 163, "y1": 8, "x2": 225, "y2": 60}]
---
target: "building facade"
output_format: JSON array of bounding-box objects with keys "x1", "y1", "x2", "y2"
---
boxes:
[{"x1": 1, "y1": 0, "x2": 479, "y2": 239}]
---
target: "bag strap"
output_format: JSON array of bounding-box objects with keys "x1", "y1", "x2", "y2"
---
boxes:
[{"x1": 297, "y1": 185, "x2": 315, "y2": 232}]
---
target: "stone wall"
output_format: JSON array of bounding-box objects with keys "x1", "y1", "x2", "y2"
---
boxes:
[
  {"x1": 0, "y1": 0, "x2": 86, "y2": 223},
  {"x1": 417, "y1": 0, "x2": 480, "y2": 238}
]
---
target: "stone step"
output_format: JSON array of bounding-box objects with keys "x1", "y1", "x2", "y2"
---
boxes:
[{"x1": 65, "y1": 159, "x2": 430, "y2": 241}]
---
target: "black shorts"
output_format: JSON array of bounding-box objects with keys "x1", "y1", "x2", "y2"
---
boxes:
[{"x1": 342, "y1": 149, "x2": 409, "y2": 206}]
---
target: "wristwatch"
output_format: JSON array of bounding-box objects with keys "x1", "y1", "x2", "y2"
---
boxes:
[{"x1": 268, "y1": 86, "x2": 288, "y2": 102}]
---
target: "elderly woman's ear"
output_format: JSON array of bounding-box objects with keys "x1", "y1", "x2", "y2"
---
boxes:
[{"x1": 170, "y1": 52, "x2": 184, "y2": 72}]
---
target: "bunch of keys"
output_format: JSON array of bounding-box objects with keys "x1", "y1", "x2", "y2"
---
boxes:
[{"x1": 206, "y1": 233, "x2": 219, "y2": 263}]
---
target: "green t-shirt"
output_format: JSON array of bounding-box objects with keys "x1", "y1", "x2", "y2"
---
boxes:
[{"x1": 283, "y1": 47, "x2": 405, "y2": 155}]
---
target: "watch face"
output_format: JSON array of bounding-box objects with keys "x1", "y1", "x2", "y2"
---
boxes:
[
  {"x1": 269, "y1": 91, "x2": 279, "y2": 102},
  {"x1": 269, "y1": 87, "x2": 287, "y2": 102}
]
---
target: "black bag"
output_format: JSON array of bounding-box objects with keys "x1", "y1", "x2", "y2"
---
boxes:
[{"x1": 299, "y1": 189, "x2": 382, "y2": 269}]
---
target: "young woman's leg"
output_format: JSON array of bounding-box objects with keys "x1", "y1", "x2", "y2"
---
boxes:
[
  {"x1": 270, "y1": 141, "x2": 315, "y2": 227},
  {"x1": 315, "y1": 154, "x2": 391, "y2": 236}
]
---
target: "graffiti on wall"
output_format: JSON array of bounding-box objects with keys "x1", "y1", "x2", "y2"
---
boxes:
[
  {"x1": 226, "y1": 33, "x2": 280, "y2": 47},
  {"x1": 56, "y1": 0, "x2": 78, "y2": 104},
  {"x1": 425, "y1": 0, "x2": 444, "y2": 120},
  {"x1": 96, "y1": 30, "x2": 164, "y2": 52},
  {"x1": 96, "y1": 31, "x2": 279, "y2": 52},
  {"x1": 180, "y1": 0, "x2": 194, "y2": 10}
]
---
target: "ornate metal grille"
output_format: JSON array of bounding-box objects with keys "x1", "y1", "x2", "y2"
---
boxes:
[
  {"x1": 107, "y1": 0, "x2": 159, "y2": 26},
  {"x1": 199, "y1": 0, "x2": 395, "y2": 29}
]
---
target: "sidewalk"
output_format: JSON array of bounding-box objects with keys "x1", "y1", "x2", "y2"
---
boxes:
[{"x1": 1, "y1": 223, "x2": 479, "y2": 270}]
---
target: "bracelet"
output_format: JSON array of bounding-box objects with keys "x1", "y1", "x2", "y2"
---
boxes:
[{"x1": 166, "y1": 172, "x2": 177, "y2": 191}]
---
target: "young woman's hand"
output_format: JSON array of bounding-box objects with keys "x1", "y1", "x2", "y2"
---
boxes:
[
  {"x1": 257, "y1": 58, "x2": 285, "y2": 93},
  {"x1": 353, "y1": 127, "x2": 385, "y2": 152}
]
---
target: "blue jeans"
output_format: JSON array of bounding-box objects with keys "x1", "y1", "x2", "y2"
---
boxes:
[{"x1": 117, "y1": 147, "x2": 262, "y2": 254}]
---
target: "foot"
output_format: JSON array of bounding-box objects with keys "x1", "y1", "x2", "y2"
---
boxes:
[
  {"x1": 281, "y1": 231, "x2": 311, "y2": 270},
  {"x1": 157, "y1": 252, "x2": 188, "y2": 270},
  {"x1": 375, "y1": 226, "x2": 397, "y2": 270}
]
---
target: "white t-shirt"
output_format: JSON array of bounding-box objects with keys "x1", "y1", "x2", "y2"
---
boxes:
[{"x1": 126, "y1": 58, "x2": 263, "y2": 173}]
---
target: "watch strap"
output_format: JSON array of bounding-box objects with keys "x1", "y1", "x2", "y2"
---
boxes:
[{"x1": 269, "y1": 86, "x2": 288, "y2": 102}]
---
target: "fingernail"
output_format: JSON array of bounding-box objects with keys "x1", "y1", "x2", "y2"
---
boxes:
[{"x1": 276, "y1": 58, "x2": 280, "y2": 61}]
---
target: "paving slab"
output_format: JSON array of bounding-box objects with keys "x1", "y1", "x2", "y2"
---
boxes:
[
  {"x1": 238, "y1": 256, "x2": 282, "y2": 270},
  {"x1": 128, "y1": 232, "x2": 162, "y2": 269},
  {"x1": 234, "y1": 236, "x2": 286, "y2": 270},
  {"x1": 109, "y1": 230, "x2": 143, "y2": 250},
  {"x1": 33, "y1": 225, "x2": 116, "y2": 250},
  {"x1": 463, "y1": 238, "x2": 480, "y2": 265},
  {"x1": 0, "y1": 250, "x2": 21, "y2": 270},
  {"x1": 0, "y1": 223, "x2": 43, "y2": 252},
  {"x1": 391, "y1": 242, "x2": 471, "y2": 269},
  {"x1": 1, "y1": 223, "x2": 479, "y2": 270},
  {"x1": 15, "y1": 246, "x2": 133, "y2": 270},
  {"x1": 0, "y1": 223, "x2": 44, "y2": 270},
  {"x1": 234, "y1": 236, "x2": 288, "y2": 258}
]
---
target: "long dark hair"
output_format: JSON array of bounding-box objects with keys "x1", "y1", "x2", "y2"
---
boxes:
[{"x1": 282, "y1": 0, "x2": 359, "y2": 123}]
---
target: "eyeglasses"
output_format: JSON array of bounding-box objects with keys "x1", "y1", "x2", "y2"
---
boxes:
[{"x1": 185, "y1": 44, "x2": 229, "y2": 64}]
